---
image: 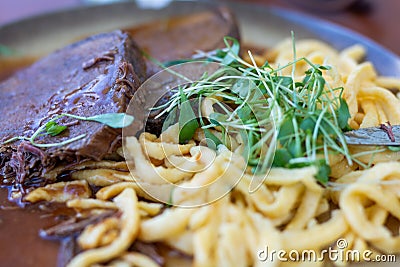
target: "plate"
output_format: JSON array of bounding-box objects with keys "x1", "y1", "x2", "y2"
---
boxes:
[
  {"x1": 1, "y1": 0, "x2": 400, "y2": 77},
  {"x1": 0, "y1": 1, "x2": 399, "y2": 266}
]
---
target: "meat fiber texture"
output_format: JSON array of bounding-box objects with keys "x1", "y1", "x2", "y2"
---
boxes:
[{"x1": 0, "y1": 30, "x2": 146, "y2": 185}]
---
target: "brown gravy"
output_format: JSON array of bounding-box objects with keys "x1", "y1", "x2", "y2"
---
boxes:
[
  {"x1": 0, "y1": 56, "x2": 61, "y2": 266},
  {"x1": 0, "y1": 188, "x2": 60, "y2": 267},
  {"x1": 0, "y1": 52, "x2": 76, "y2": 262}
]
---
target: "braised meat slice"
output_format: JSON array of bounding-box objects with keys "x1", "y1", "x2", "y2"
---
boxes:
[{"x1": 0, "y1": 30, "x2": 146, "y2": 186}]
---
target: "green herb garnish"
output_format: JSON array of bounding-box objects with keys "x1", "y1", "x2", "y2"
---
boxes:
[
  {"x1": 2, "y1": 113, "x2": 134, "y2": 148},
  {"x1": 73, "y1": 113, "x2": 134, "y2": 129},
  {"x1": 154, "y1": 35, "x2": 356, "y2": 184},
  {"x1": 388, "y1": 146, "x2": 400, "y2": 152},
  {"x1": 178, "y1": 86, "x2": 200, "y2": 143},
  {"x1": 45, "y1": 121, "x2": 67, "y2": 136}
]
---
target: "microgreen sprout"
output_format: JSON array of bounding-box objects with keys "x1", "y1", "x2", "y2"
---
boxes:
[
  {"x1": 2, "y1": 113, "x2": 134, "y2": 148},
  {"x1": 157, "y1": 36, "x2": 355, "y2": 184}
]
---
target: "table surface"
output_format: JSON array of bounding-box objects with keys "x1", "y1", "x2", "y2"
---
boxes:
[{"x1": 0, "y1": 0, "x2": 399, "y2": 55}]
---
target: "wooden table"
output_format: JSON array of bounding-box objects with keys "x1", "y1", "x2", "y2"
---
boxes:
[{"x1": 0, "y1": 0, "x2": 399, "y2": 55}]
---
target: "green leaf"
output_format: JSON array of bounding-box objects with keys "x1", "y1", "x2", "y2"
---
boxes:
[
  {"x1": 314, "y1": 75, "x2": 326, "y2": 99},
  {"x1": 318, "y1": 65, "x2": 331, "y2": 71},
  {"x1": 286, "y1": 139, "x2": 302, "y2": 158},
  {"x1": 320, "y1": 119, "x2": 337, "y2": 136},
  {"x1": 4, "y1": 112, "x2": 133, "y2": 148},
  {"x1": 275, "y1": 76, "x2": 293, "y2": 88},
  {"x1": 232, "y1": 78, "x2": 263, "y2": 105},
  {"x1": 315, "y1": 161, "x2": 331, "y2": 184},
  {"x1": 231, "y1": 79, "x2": 251, "y2": 98},
  {"x1": 388, "y1": 146, "x2": 400, "y2": 152},
  {"x1": 178, "y1": 88, "x2": 199, "y2": 143},
  {"x1": 45, "y1": 121, "x2": 67, "y2": 136},
  {"x1": 179, "y1": 117, "x2": 199, "y2": 144},
  {"x1": 203, "y1": 128, "x2": 223, "y2": 150},
  {"x1": 209, "y1": 118, "x2": 222, "y2": 127},
  {"x1": 221, "y1": 37, "x2": 240, "y2": 65},
  {"x1": 278, "y1": 115, "x2": 295, "y2": 145},
  {"x1": 302, "y1": 76, "x2": 311, "y2": 89},
  {"x1": 300, "y1": 117, "x2": 315, "y2": 132},
  {"x1": 337, "y1": 98, "x2": 351, "y2": 130},
  {"x1": 86, "y1": 113, "x2": 134, "y2": 128},
  {"x1": 272, "y1": 148, "x2": 293, "y2": 167},
  {"x1": 237, "y1": 105, "x2": 252, "y2": 122}
]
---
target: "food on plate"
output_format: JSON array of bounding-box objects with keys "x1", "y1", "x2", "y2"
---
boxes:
[
  {"x1": 0, "y1": 31, "x2": 146, "y2": 195},
  {"x1": 0, "y1": 6, "x2": 240, "y2": 267},
  {"x1": 57, "y1": 37, "x2": 400, "y2": 267},
  {"x1": 1, "y1": 4, "x2": 400, "y2": 267}
]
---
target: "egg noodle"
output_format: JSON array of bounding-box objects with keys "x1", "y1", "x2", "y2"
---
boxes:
[{"x1": 26, "y1": 39, "x2": 400, "y2": 267}]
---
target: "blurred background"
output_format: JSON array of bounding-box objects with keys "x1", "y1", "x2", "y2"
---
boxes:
[{"x1": 0, "y1": 0, "x2": 399, "y2": 55}]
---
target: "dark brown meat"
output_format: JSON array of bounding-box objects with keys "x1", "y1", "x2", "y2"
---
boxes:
[
  {"x1": 0, "y1": 30, "x2": 146, "y2": 185},
  {"x1": 127, "y1": 6, "x2": 240, "y2": 77}
]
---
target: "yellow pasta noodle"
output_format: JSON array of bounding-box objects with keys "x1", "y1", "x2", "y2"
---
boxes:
[
  {"x1": 67, "y1": 188, "x2": 140, "y2": 267},
  {"x1": 40, "y1": 38, "x2": 400, "y2": 267}
]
